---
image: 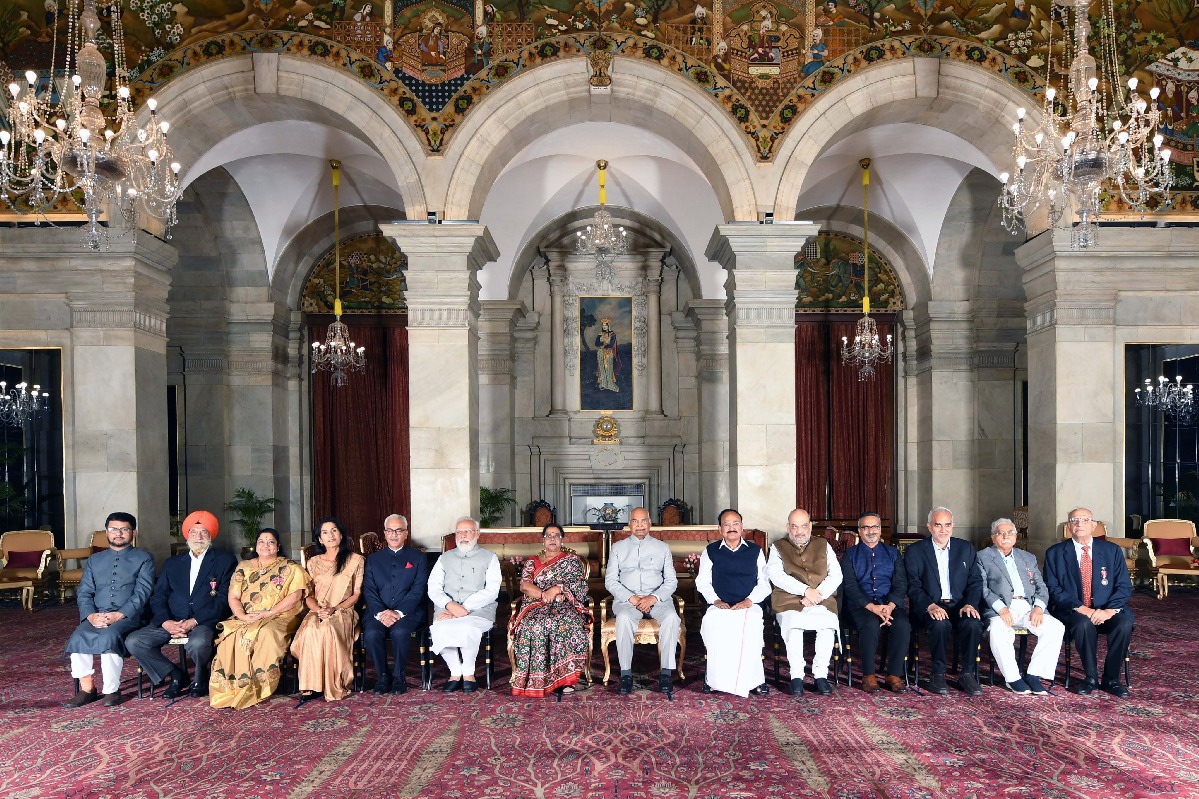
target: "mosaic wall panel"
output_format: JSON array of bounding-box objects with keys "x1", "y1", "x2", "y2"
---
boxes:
[
  {"x1": 301, "y1": 233, "x2": 407, "y2": 313},
  {"x1": 794, "y1": 232, "x2": 903, "y2": 311}
]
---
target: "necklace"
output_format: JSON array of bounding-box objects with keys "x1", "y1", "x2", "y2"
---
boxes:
[{"x1": 253, "y1": 558, "x2": 278, "y2": 579}]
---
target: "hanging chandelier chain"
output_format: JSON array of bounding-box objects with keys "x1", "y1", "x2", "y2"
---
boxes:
[
  {"x1": 576, "y1": 159, "x2": 628, "y2": 282},
  {"x1": 841, "y1": 158, "x2": 893, "y2": 382},
  {"x1": 310, "y1": 159, "x2": 366, "y2": 387}
]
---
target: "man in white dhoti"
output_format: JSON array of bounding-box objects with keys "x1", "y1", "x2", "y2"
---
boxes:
[
  {"x1": 767, "y1": 508, "x2": 842, "y2": 696},
  {"x1": 977, "y1": 518, "x2": 1064, "y2": 695},
  {"x1": 696, "y1": 509, "x2": 771, "y2": 697},
  {"x1": 428, "y1": 516, "x2": 501, "y2": 692}
]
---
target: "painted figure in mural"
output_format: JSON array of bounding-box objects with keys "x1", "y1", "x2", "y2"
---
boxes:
[
  {"x1": 594, "y1": 318, "x2": 620, "y2": 392},
  {"x1": 801, "y1": 28, "x2": 826, "y2": 76},
  {"x1": 713, "y1": 39, "x2": 731, "y2": 77},
  {"x1": 484, "y1": 3, "x2": 499, "y2": 25},
  {"x1": 421, "y1": 20, "x2": 449, "y2": 67},
  {"x1": 690, "y1": 4, "x2": 709, "y2": 47},
  {"x1": 1010, "y1": 0, "x2": 1028, "y2": 20},
  {"x1": 749, "y1": 16, "x2": 778, "y2": 65},
  {"x1": 817, "y1": 0, "x2": 843, "y2": 27},
  {"x1": 377, "y1": 34, "x2": 394, "y2": 70},
  {"x1": 471, "y1": 25, "x2": 492, "y2": 73}
]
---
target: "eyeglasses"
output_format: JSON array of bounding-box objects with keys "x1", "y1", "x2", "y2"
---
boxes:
[
  {"x1": 993, "y1": 530, "x2": 1018, "y2": 537},
  {"x1": 384, "y1": 527, "x2": 407, "y2": 533},
  {"x1": 106, "y1": 526, "x2": 133, "y2": 534},
  {"x1": 544, "y1": 534, "x2": 564, "y2": 539},
  {"x1": 1067, "y1": 518, "x2": 1094, "y2": 525},
  {"x1": 859, "y1": 525, "x2": 882, "y2": 531}
]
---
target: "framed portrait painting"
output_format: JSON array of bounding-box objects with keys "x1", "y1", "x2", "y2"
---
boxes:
[{"x1": 580, "y1": 296, "x2": 633, "y2": 411}]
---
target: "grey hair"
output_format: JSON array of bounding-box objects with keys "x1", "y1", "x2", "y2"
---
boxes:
[
  {"x1": 384, "y1": 513, "x2": 407, "y2": 527},
  {"x1": 1066, "y1": 507, "x2": 1091, "y2": 520},
  {"x1": 990, "y1": 517, "x2": 1016, "y2": 536},
  {"x1": 455, "y1": 515, "x2": 480, "y2": 531},
  {"x1": 927, "y1": 506, "x2": 953, "y2": 524}
]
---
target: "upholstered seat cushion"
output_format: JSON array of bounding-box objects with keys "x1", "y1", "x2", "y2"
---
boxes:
[
  {"x1": 1151, "y1": 537, "x2": 1193, "y2": 557},
  {"x1": 4, "y1": 550, "x2": 43, "y2": 569}
]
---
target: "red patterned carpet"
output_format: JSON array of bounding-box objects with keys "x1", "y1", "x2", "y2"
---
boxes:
[{"x1": 4, "y1": 591, "x2": 1198, "y2": 799}]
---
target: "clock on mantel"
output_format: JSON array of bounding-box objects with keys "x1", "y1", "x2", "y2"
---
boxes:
[{"x1": 593, "y1": 413, "x2": 620, "y2": 444}]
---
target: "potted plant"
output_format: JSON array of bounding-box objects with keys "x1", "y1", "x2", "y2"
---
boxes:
[
  {"x1": 479, "y1": 487, "x2": 517, "y2": 527},
  {"x1": 224, "y1": 487, "x2": 282, "y2": 557}
]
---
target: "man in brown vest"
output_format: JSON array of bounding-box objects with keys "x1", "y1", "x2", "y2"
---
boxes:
[{"x1": 767, "y1": 508, "x2": 842, "y2": 696}]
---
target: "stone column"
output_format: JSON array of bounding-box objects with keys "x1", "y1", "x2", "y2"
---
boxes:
[
  {"x1": 687, "y1": 299, "x2": 730, "y2": 523},
  {"x1": 645, "y1": 252, "x2": 664, "y2": 416},
  {"x1": 1018, "y1": 228, "x2": 1199, "y2": 554},
  {"x1": 478, "y1": 300, "x2": 527, "y2": 524},
  {"x1": 706, "y1": 224, "x2": 817, "y2": 534},
  {"x1": 546, "y1": 253, "x2": 568, "y2": 417},
  {"x1": 380, "y1": 223, "x2": 498, "y2": 549},
  {"x1": 0, "y1": 229, "x2": 177, "y2": 557}
]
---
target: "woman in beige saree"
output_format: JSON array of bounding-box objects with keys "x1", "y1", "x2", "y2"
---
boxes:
[
  {"x1": 209, "y1": 528, "x2": 308, "y2": 709},
  {"x1": 290, "y1": 517, "x2": 365, "y2": 701}
]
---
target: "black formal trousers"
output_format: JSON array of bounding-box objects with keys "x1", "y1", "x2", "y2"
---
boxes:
[
  {"x1": 846, "y1": 606, "x2": 911, "y2": 678},
  {"x1": 363, "y1": 611, "x2": 424, "y2": 681},
  {"x1": 912, "y1": 600, "x2": 983, "y2": 676},
  {"x1": 125, "y1": 623, "x2": 216, "y2": 685},
  {"x1": 1058, "y1": 608, "x2": 1133, "y2": 683}
]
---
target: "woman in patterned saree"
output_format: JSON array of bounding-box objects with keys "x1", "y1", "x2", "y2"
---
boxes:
[
  {"x1": 209, "y1": 528, "x2": 309, "y2": 709},
  {"x1": 290, "y1": 517, "x2": 364, "y2": 701},
  {"x1": 509, "y1": 524, "x2": 592, "y2": 698}
]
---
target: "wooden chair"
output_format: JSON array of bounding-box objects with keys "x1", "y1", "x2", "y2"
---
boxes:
[
  {"x1": 1059, "y1": 521, "x2": 1144, "y2": 583},
  {"x1": 358, "y1": 531, "x2": 384, "y2": 556},
  {"x1": 597, "y1": 597, "x2": 686, "y2": 687},
  {"x1": 0, "y1": 529, "x2": 55, "y2": 606},
  {"x1": 525, "y1": 500, "x2": 556, "y2": 528},
  {"x1": 1143, "y1": 518, "x2": 1199, "y2": 599},
  {"x1": 56, "y1": 531, "x2": 106, "y2": 603},
  {"x1": 658, "y1": 499, "x2": 690, "y2": 526}
]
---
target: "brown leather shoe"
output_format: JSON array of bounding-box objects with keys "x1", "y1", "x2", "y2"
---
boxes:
[
  {"x1": 64, "y1": 689, "x2": 98, "y2": 708},
  {"x1": 885, "y1": 675, "x2": 905, "y2": 693},
  {"x1": 861, "y1": 674, "x2": 880, "y2": 694}
]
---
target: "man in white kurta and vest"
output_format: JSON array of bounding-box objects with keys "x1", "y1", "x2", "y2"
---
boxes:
[
  {"x1": 605, "y1": 506, "x2": 680, "y2": 696},
  {"x1": 767, "y1": 508, "x2": 843, "y2": 696},
  {"x1": 696, "y1": 508, "x2": 771, "y2": 697},
  {"x1": 63, "y1": 512, "x2": 156, "y2": 707},
  {"x1": 427, "y1": 516, "x2": 501, "y2": 692}
]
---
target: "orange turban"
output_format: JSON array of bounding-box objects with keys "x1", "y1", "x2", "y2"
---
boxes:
[{"x1": 181, "y1": 510, "x2": 219, "y2": 539}]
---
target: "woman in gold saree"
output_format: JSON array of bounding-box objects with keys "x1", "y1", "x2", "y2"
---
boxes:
[
  {"x1": 290, "y1": 517, "x2": 364, "y2": 701},
  {"x1": 209, "y1": 528, "x2": 308, "y2": 709}
]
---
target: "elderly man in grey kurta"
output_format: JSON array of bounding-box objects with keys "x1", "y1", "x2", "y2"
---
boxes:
[
  {"x1": 428, "y1": 516, "x2": 501, "y2": 692},
  {"x1": 605, "y1": 507, "x2": 680, "y2": 696},
  {"x1": 64, "y1": 512, "x2": 156, "y2": 707}
]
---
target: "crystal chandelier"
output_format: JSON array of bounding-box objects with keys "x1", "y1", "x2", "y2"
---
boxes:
[
  {"x1": 998, "y1": 0, "x2": 1172, "y2": 250},
  {"x1": 0, "y1": 0, "x2": 181, "y2": 250},
  {"x1": 310, "y1": 159, "x2": 366, "y2": 387},
  {"x1": 841, "y1": 158, "x2": 893, "y2": 381},
  {"x1": 1135, "y1": 375, "x2": 1194, "y2": 423},
  {"x1": 0, "y1": 381, "x2": 50, "y2": 427},
  {"x1": 575, "y1": 159, "x2": 627, "y2": 283}
]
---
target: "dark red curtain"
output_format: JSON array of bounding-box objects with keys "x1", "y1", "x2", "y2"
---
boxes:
[
  {"x1": 795, "y1": 318, "x2": 894, "y2": 522},
  {"x1": 311, "y1": 319, "x2": 411, "y2": 543}
]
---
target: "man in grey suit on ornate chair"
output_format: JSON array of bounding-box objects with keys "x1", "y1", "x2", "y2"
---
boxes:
[{"x1": 977, "y1": 518, "x2": 1064, "y2": 695}]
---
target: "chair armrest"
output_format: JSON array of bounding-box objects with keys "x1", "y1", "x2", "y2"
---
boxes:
[{"x1": 600, "y1": 597, "x2": 610, "y2": 624}]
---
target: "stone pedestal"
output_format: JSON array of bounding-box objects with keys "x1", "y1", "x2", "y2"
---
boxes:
[
  {"x1": 706, "y1": 223, "x2": 818, "y2": 534},
  {"x1": 381, "y1": 223, "x2": 498, "y2": 548}
]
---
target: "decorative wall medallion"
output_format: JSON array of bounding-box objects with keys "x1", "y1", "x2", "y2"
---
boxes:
[
  {"x1": 593, "y1": 415, "x2": 621, "y2": 445},
  {"x1": 591, "y1": 445, "x2": 623, "y2": 469}
]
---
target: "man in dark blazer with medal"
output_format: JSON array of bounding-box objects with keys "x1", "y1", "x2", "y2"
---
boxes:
[
  {"x1": 905, "y1": 506, "x2": 985, "y2": 697},
  {"x1": 1044, "y1": 507, "x2": 1134, "y2": 697},
  {"x1": 125, "y1": 510, "x2": 236, "y2": 699}
]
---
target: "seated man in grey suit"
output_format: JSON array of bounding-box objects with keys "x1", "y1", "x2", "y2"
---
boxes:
[
  {"x1": 605, "y1": 507, "x2": 680, "y2": 696},
  {"x1": 977, "y1": 518, "x2": 1064, "y2": 695}
]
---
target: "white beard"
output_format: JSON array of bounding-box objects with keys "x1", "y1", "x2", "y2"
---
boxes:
[
  {"x1": 188, "y1": 541, "x2": 211, "y2": 556},
  {"x1": 456, "y1": 539, "x2": 477, "y2": 552}
]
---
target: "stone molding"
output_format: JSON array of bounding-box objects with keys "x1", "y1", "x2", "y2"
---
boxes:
[
  {"x1": 698, "y1": 354, "x2": 729, "y2": 373},
  {"x1": 71, "y1": 307, "x2": 167, "y2": 337},
  {"x1": 908, "y1": 349, "x2": 1017, "y2": 375},
  {"x1": 1026, "y1": 304, "x2": 1115, "y2": 335},
  {"x1": 186, "y1": 357, "x2": 283, "y2": 375},
  {"x1": 406, "y1": 306, "x2": 477, "y2": 328},
  {"x1": 727, "y1": 302, "x2": 795, "y2": 328},
  {"x1": 478, "y1": 355, "x2": 514, "y2": 375}
]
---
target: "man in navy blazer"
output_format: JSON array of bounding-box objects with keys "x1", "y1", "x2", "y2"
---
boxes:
[
  {"x1": 126, "y1": 510, "x2": 236, "y2": 699},
  {"x1": 905, "y1": 506, "x2": 984, "y2": 696},
  {"x1": 363, "y1": 513, "x2": 430, "y2": 694},
  {"x1": 1044, "y1": 507, "x2": 1134, "y2": 697}
]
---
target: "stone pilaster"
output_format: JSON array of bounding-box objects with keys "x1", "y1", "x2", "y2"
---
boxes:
[
  {"x1": 380, "y1": 223, "x2": 498, "y2": 549},
  {"x1": 706, "y1": 223, "x2": 817, "y2": 534},
  {"x1": 478, "y1": 300, "x2": 527, "y2": 525},
  {"x1": 645, "y1": 252, "x2": 665, "y2": 416},
  {"x1": 546, "y1": 253, "x2": 568, "y2": 416},
  {"x1": 687, "y1": 299, "x2": 730, "y2": 524}
]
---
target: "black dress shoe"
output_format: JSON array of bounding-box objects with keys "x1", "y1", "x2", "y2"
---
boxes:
[
  {"x1": 442, "y1": 679, "x2": 463, "y2": 693},
  {"x1": 1075, "y1": 677, "x2": 1098, "y2": 696},
  {"x1": 618, "y1": 675, "x2": 633, "y2": 695},
  {"x1": 162, "y1": 675, "x2": 186, "y2": 700},
  {"x1": 813, "y1": 678, "x2": 833, "y2": 696},
  {"x1": 958, "y1": 673, "x2": 984, "y2": 697},
  {"x1": 749, "y1": 683, "x2": 769, "y2": 696},
  {"x1": 1102, "y1": 681, "x2": 1130, "y2": 698},
  {"x1": 462, "y1": 680, "x2": 478, "y2": 693},
  {"x1": 658, "y1": 673, "x2": 673, "y2": 696},
  {"x1": 64, "y1": 689, "x2": 98, "y2": 708},
  {"x1": 701, "y1": 682, "x2": 714, "y2": 693},
  {"x1": 102, "y1": 692, "x2": 122, "y2": 707},
  {"x1": 188, "y1": 682, "x2": 208, "y2": 698},
  {"x1": 928, "y1": 673, "x2": 949, "y2": 695},
  {"x1": 392, "y1": 679, "x2": 408, "y2": 695},
  {"x1": 373, "y1": 676, "x2": 392, "y2": 695},
  {"x1": 790, "y1": 678, "x2": 805, "y2": 696}
]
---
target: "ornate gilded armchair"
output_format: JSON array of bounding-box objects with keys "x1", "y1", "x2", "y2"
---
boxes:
[
  {"x1": 56, "y1": 530, "x2": 107, "y2": 603},
  {"x1": 0, "y1": 529, "x2": 55, "y2": 609},
  {"x1": 1143, "y1": 518, "x2": 1199, "y2": 599}
]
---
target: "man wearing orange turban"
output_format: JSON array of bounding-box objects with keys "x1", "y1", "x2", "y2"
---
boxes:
[{"x1": 126, "y1": 510, "x2": 238, "y2": 699}]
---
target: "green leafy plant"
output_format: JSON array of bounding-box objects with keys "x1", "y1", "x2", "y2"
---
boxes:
[
  {"x1": 224, "y1": 487, "x2": 282, "y2": 545},
  {"x1": 479, "y1": 487, "x2": 518, "y2": 527}
]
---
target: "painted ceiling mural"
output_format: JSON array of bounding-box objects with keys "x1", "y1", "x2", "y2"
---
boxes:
[
  {"x1": 301, "y1": 232, "x2": 407, "y2": 313},
  {"x1": 3, "y1": 1, "x2": 1199, "y2": 191},
  {"x1": 794, "y1": 232, "x2": 903, "y2": 312}
]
